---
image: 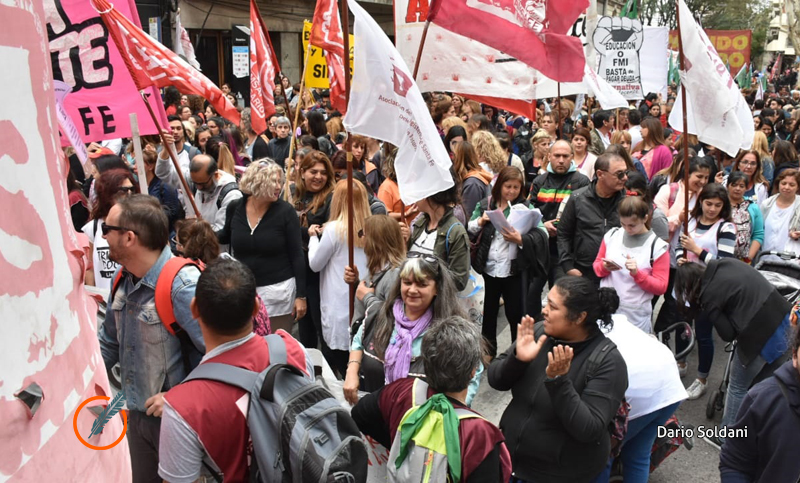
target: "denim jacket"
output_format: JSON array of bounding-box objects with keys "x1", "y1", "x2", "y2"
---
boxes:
[{"x1": 98, "y1": 246, "x2": 205, "y2": 412}]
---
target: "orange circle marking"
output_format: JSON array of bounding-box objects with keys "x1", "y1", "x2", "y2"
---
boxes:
[{"x1": 73, "y1": 395, "x2": 128, "y2": 450}]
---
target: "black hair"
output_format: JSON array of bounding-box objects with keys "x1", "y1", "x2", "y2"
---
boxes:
[
  {"x1": 116, "y1": 194, "x2": 169, "y2": 251},
  {"x1": 675, "y1": 262, "x2": 706, "y2": 317},
  {"x1": 95, "y1": 155, "x2": 129, "y2": 174},
  {"x1": 495, "y1": 130, "x2": 511, "y2": 151},
  {"x1": 204, "y1": 136, "x2": 227, "y2": 163},
  {"x1": 645, "y1": 92, "x2": 659, "y2": 102},
  {"x1": 351, "y1": 170, "x2": 375, "y2": 195},
  {"x1": 754, "y1": 99, "x2": 765, "y2": 110},
  {"x1": 167, "y1": 115, "x2": 182, "y2": 124},
  {"x1": 195, "y1": 258, "x2": 257, "y2": 336},
  {"x1": 444, "y1": 126, "x2": 468, "y2": 154},
  {"x1": 761, "y1": 108, "x2": 775, "y2": 119},
  {"x1": 628, "y1": 109, "x2": 642, "y2": 126},
  {"x1": 553, "y1": 277, "x2": 619, "y2": 335},
  {"x1": 727, "y1": 170, "x2": 750, "y2": 188},
  {"x1": 306, "y1": 110, "x2": 328, "y2": 138},
  {"x1": 164, "y1": 86, "x2": 181, "y2": 108},
  {"x1": 426, "y1": 169, "x2": 461, "y2": 207},
  {"x1": 469, "y1": 114, "x2": 492, "y2": 132},
  {"x1": 191, "y1": 115, "x2": 204, "y2": 126},
  {"x1": 691, "y1": 183, "x2": 731, "y2": 221},
  {"x1": 299, "y1": 134, "x2": 320, "y2": 150},
  {"x1": 592, "y1": 110, "x2": 612, "y2": 127},
  {"x1": 625, "y1": 170, "x2": 649, "y2": 199}
]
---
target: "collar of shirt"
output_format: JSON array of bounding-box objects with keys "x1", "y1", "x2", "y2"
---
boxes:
[
  {"x1": 201, "y1": 332, "x2": 255, "y2": 362},
  {"x1": 122, "y1": 245, "x2": 173, "y2": 291}
]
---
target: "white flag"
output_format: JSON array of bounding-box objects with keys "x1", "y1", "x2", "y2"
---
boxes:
[
  {"x1": 174, "y1": 11, "x2": 201, "y2": 70},
  {"x1": 582, "y1": 64, "x2": 629, "y2": 110},
  {"x1": 344, "y1": 0, "x2": 453, "y2": 204},
  {"x1": 667, "y1": 0, "x2": 753, "y2": 156}
]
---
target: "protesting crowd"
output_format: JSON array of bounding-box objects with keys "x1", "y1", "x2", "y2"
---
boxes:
[{"x1": 65, "y1": 62, "x2": 800, "y2": 482}]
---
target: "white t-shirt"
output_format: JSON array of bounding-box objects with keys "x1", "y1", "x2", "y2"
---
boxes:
[
  {"x1": 602, "y1": 314, "x2": 688, "y2": 420},
  {"x1": 764, "y1": 204, "x2": 793, "y2": 252},
  {"x1": 82, "y1": 218, "x2": 121, "y2": 293},
  {"x1": 411, "y1": 227, "x2": 438, "y2": 255}
]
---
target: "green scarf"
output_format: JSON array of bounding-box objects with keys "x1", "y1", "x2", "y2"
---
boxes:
[{"x1": 395, "y1": 393, "x2": 462, "y2": 482}]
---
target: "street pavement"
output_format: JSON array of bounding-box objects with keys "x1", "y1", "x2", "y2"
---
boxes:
[{"x1": 471, "y1": 305, "x2": 728, "y2": 483}]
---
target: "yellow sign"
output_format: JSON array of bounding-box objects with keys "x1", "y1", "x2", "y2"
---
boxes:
[{"x1": 302, "y1": 20, "x2": 354, "y2": 89}]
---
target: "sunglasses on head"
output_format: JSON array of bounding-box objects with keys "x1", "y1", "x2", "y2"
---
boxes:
[
  {"x1": 101, "y1": 222, "x2": 137, "y2": 236},
  {"x1": 407, "y1": 251, "x2": 440, "y2": 265}
]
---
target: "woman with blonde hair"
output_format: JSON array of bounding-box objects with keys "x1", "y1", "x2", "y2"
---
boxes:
[
  {"x1": 752, "y1": 131, "x2": 774, "y2": 183},
  {"x1": 326, "y1": 116, "x2": 345, "y2": 145},
  {"x1": 309, "y1": 179, "x2": 371, "y2": 375},
  {"x1": 611, "y1": 130, "x2": 632, "y2": 153},
  {"x1": 461, "y1": 99, "x2": 482, "y2": 123},
  {"x1": 442, "y1": 116, "x2": 468, "y2": 137},
  {"x1": 528, "y1": 129, "x2": 552, "y2": 181},
  {"x1": 342, "y1": 215, "x2": 407, "y2": 402},
  {"x1": 471, "y1": 130, "x2": 507, "y2": 175},
  {"x1": 217, "y1": 160, "x2": 306, "y2": 334}
]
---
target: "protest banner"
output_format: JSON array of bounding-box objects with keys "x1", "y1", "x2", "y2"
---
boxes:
[
  {"x1": 669, "y1": 29, "x2": 751, "y2": 71},
  {"x1": 45, "y1": 0, "x2": 166, "y2": 144},
  {"x1": 1, "y1": 1, "x2": 130, "y2": 480},
  {"x1": 302, "y1": 21, "x2": 354, "y2": 90},
  {"x1": 593, "y1": 16, "x2": 645, "y2": 99}
]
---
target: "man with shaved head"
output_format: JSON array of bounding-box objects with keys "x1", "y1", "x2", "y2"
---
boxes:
[{"x1": 526, "y1": 140, "x2": 590, "y2": 316}]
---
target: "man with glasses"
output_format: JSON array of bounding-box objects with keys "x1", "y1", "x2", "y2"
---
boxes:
[
  {"x1": 556, "y1": 152, "x2": 628, "y2": 286},
  {"x1": 527, "y1": 140, "x2": 589, "y2": 316},
  {"x1": 98, "y1": 194, "x2": 204, "y2": 483},
  {"x1": 156, "y1": 127, "x2": 242, "y2": 232}
]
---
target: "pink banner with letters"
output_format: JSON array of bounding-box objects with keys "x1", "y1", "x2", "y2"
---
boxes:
[
  {"x1": 0, "y1": 0, "x2": 130, "y2": 480},
  {"x1": 45, "y1": 0, "x2": 166, "y2": 145}
]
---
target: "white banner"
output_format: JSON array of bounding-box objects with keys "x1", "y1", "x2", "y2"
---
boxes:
[
  {"x1": 345, "y1": 0, "x2": 453, "y2": 204},
  {"x1": 593, "y1": 16, "x2": 645, "y2": 100},
  {"x1": 53, "y1": 80, "x2": 89, "y2": 166}
]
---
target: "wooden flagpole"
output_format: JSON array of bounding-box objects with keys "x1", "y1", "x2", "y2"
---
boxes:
[
  {"x1": 284, "y1": 47, "x2": 313, "y2": 202},
  {"x1": 676, "y1": 0, "x2": 690, "y2": 235},
  {"x1": 341, "y1": 0, "x2": 355, "y2": 322},
  {"x1": 412, "y1": 20, "x2": 431, "y2": 80},
  {"x1": 140, "y1": 92, "x2": 202, "y2": 219},
  {"x1": 556, "y1": 83, "x2": 562, "y2": 139}
]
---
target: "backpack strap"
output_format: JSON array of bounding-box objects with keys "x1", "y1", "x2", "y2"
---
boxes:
[
  {"x1": 444, "y1": 221, "x2": 463, "y2": 257},
  {"x1": 216, "y1": 182, "x2": 240, "y2": 209},
  {"x1": 259, "y1": 333, "x2": 304, "y2": 402},
  {"x1": 182, "y1": 362, "x2": 259, "y2": 391},
  {"x1": 110, "y1": 269, "x2": 124, "y2": 302},
  {"x1": 411, "y1": 378, "x2": 430, "y2": 407},
  {"x1": 155, "y1": 257, "x2": 204, "y2": 336},
  {"x1": 583, "y1": 338, "x2": 617, "y2": 385}
]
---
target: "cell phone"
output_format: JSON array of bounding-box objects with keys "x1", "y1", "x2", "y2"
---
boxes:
[{"x1": 603, "y1": 258, "x2": 622, "y2": 270}]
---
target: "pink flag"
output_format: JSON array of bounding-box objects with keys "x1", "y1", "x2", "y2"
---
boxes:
[
  {"x1": 250, "y1": 0, "x2": 279, "y2": 134},
  {"x1": 310, "y1": 0, "x2": 348, "y2": 113},
  {"x1": 427, "y1": 0, "x2": 588, "y2": 82}
]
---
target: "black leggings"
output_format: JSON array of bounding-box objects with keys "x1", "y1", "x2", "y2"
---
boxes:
[{"x1": 483, "y1": 273, "x2": 524, "y2": 358}]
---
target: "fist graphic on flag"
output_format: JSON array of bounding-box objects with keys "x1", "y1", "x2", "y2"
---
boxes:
[{"x1": 593, "y1": 16, "x2": 645, "y2": 99}]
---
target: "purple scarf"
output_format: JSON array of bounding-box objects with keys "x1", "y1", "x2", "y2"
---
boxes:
[{"x1": 384, "y1": 298, "x2": 434, "y2": 384}]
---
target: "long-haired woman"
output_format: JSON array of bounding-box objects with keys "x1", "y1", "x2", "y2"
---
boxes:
[
  {"x1": 720, "y1": 150, "x2": 770, "y2": 203},
  {"x1": 760, "y1": 169, "x2": 800, "y2": 256},
  {"x1": 770, "y1": 140, "x2": 799, "y2": 194},
  {"x1": 752, "y1": 131, "x2": 774, "y2": 183},
  {"x1": 350, "y1": 135, "x2": 381, "y2": 193},
  {"x1": 726, "y1": 171, "x2": 765, "y2": 263},
  {"x1": 82, "y1": 168, "x2": 137, "y2": 289},
  {"x1": 632, "y1": 117, "x2": 673, "y2": 179},
  {"x1": 572, "y1": 127, "x2": 597, "y2": 179},
  {"x1": 309, "y1": 180, "x2": 371, "y2": 376},
  {"x1": 471, "y1": 130, "x2": 507, "y2": 175},
  {"x1": 452, "y1": 141, "x2": 492, "y2": 217},
  {"x1": 444, "y1": 125, "x2": 468, "y2": 159},
  {"x1": 342, "y1": 215, "x2": 407, "y2": 403}
]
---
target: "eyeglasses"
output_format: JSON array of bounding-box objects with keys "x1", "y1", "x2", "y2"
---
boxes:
[
  {"x1": 599, "y1": 169, "x2": 628, "y2": 180},
  {"x1": 117, "y1": 186, "x2": 136, "y2": 195},
  {"x1": 101, "y1": 222, "x2": 137, "y2": 236},
  {"x1": 407, "y1": 251, "x2": 440, "y2": 266},
  {"x1": 740, "y1": 161, "x2": 758, "y2": 167}
]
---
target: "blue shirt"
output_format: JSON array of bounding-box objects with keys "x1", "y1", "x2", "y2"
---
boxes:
[{"x1": 99, "y1": 246, "x2": 205, "y2": 412}]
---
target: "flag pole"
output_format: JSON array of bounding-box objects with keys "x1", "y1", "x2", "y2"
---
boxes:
[
  {"x1": 140, "y1": 92, "x2": 202, "y2": 219},
  {"x1": 285, "y1": 46, "x2": 313, "y2": 203},
  {"x1": 412, "y1": 20, "x2": 431, "y2": 80},
  {"x1": 341, "y1": 0, "x2": 355, "y2": 322},
  {"x1": 676, "y1": 0, "x2": 690, "y2": 235},
  {"x1": 556, "y1": 83, "x2": 562, "y2": 139}
]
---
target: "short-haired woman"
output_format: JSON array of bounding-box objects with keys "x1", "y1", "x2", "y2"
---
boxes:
[
  {"x1": 726, "y1": 171, "x2": 765, "y2": 263},
  {"x1": 217, "y1": 160, "x2": 306, "y2": 334},
  {"x1": 759, "y1": 168, "x2": 800, "y2": 256},
  {"x1": 632, "y1": 117, "x2": 673, "y2": 179},
  {"x1": 488, "y1": 278, "x2": 628, "y2": 482},
  {"x1": 719, "y1": 150, "x2": 770, "y2": 204},
  {"x1": 573, "y1": 127, "x2": 598, "y2": 179}
]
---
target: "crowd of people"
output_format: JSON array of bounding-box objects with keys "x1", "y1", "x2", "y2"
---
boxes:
[{"x1": 68, "y1": 74, "x2": 800, "y2": 482}]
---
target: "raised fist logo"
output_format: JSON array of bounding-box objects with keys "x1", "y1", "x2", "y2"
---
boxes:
[{"x1": 592, "y1": 16, "x2": 644, "y2": 99}]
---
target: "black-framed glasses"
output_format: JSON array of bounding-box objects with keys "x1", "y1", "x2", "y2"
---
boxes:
[
  {"x1": 101, "y1": 222, "x2": 137, "y2": 236},
  {"x1": 117, "y1": 186, "x2": 136, "y2": 195},
  {"x1": 407, "y1": 251, "x2": 440, "y2": 265}
]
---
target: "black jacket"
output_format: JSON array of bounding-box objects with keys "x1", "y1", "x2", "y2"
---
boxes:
[
  {"x1": 471, "y1": 197, "x2": 549, "y2": 279},
  {"x1": 267, "y1": 136, "x2": 291, "y2": 168},
  {"x1": 699, "y1": 259, "x2": 791, "y2": 365},
  {"x1": 529, "y1": 166, "x2": 590, "y2": 223},
  {"x1": 488, "y1": 324, "x2": 628, "y2": 482},
  {"x1": 557, "y1": 180, "x2": 626, "y2": 272},
  {"x1": 720, "y1": 361, "x2": 800, "y2": 482}
]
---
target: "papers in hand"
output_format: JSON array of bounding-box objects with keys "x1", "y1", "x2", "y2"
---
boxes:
[{"x1": 484, "y1": 205, "x2": 543, "y2": 255}]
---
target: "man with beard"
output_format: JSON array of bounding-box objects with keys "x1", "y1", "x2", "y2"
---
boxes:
[
  {"x1": 156, "y1": 129, "x2": 241, "y2": 231},
  {"x1": 98, "y1": 194, "x2": 204, "y2": 483}
]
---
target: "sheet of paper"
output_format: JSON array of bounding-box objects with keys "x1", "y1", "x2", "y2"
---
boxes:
[
  {"x1": 507, "y1": 207, "x2": 542, "y2": 235},
  {"x1": 485, "y1": 209, "x2": 512, "y2": 232}
]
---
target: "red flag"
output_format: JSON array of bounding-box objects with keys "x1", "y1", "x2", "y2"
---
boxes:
[
  {"x1": 461, "y1": 95, "x2": 537, "y2": 120},
  {"x1": 310, "y1": 0, "x2": 348, "y2": 113},
  {"x1": 428, "y1": 0, "x2": 588, "y2": 82},
  {"x1": 91, "y1": 0, "x2": 239, "y2": 124},
  {"x1": 250, "y1": 0, "x2": 279, "y2": 134},
  {"x1": 770, "y1": 53, "x2": 782, "y2": 81}
]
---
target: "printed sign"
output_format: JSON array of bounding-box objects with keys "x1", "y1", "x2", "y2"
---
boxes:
[
  {"x1": 232, "y1": 45, "x2": 249, "y2": 78},
  {"x1": 593, "y1": 16, "x2": 645, "y2": 100},
  {"x1": 669, "y1": 29, "x2": 751, "y2": 71},
  {"x1": 302, "y1": 20, "x2": 353, "y2": 89}
]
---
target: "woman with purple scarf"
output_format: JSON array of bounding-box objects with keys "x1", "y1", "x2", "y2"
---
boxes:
[{"x1": 347, "y1": 253, "x2": 484, "y2": 405}]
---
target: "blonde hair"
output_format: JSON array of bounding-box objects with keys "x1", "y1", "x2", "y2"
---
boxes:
[
  {"x1": 610, "y1": 130, "x2": 631, "y2": 146},
  {"x1": 300, "y1": 88, "x2": 316, "y2": 110},
  {"x1": 183, "y1": 121, "x2": 195, "y2": 143},
  {"x1": 328, "y1": 179, "x2": 370, "y2": 248},
  {"x1": 216, "y1": 142, "x2": 237, "y2": 176},
  {"x1": 471, "y1": 130, "x2": 506, "y2": 174},
  {"x1": 531, "y1": 128, "x2": 552, "y2": 146},
  {"x1": 442, "y1": 116, "x2": 468, "y2": 137},
  {"x1": 326, "y1": 117, "x2": 344, "y2": 139},
  {"x1": 239, "y1": 159, "x2": 284, "y2": 199},
  {"x1": 752, "y1": 131, "x2": 771, "y2": 160},
  {"x1": 364, "y1": 215, "x2": 406, "y2": 275}
]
